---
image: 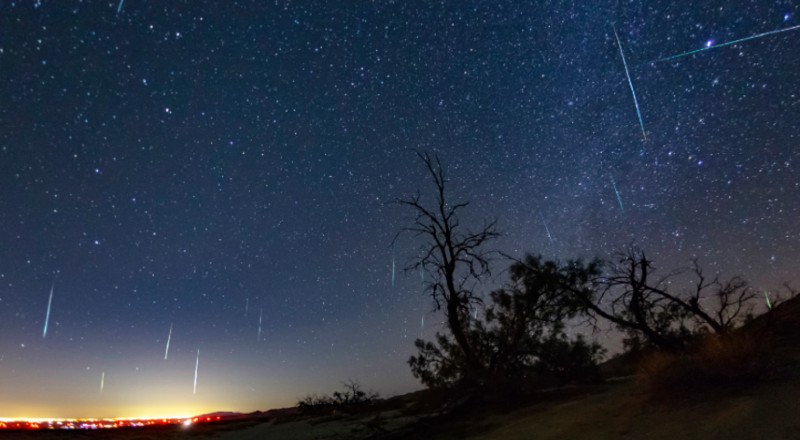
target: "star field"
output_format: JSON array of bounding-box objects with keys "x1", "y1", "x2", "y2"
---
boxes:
[{"x1": 0, "y1": 0, "x2": 798, "y2": 418}]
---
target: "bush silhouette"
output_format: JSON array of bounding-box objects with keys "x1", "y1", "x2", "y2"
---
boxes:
[
  {"x1": 636, "y1": 332, "x2": 773, "y2": 397},
  {"x1": 298, "y1": 380, "x2": 379, "y2": 413}
]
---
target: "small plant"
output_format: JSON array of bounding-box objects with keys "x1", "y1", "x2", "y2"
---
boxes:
[
  {"x1": 298, "y1": 380, "x2": 378, "y2": 413},
  {"x1": 636, "y1": 332, "x2": 772, "y2": 397}
]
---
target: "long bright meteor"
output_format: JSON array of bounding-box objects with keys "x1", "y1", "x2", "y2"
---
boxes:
[
  {"x1": 655, "y1": 24, "x2": 800, "y2": 63},
  {"x1": 613, "y1": 26, "x2": 647, "y2": 142},
  {"x1": 42, "y1": 282, "x2": 55, "y2": 339},
  {"x1": 164, "y1": 323, "x2": 173, "y2": 360},
  {"x1": 193, "y1": 349, "x2": 200, "y2": 395}
]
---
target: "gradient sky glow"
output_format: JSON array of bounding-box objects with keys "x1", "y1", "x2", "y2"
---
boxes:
[{"x1": 1, "y1": 1, "x2": 799, "y2": 418}]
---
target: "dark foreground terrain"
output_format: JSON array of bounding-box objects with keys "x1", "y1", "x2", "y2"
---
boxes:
[
  {"x1": 7, "y1": 297, "x2": 800, "y2": 440},
  {"x1": 4, "y1": 370, "x2": 800, "y2": 440}
]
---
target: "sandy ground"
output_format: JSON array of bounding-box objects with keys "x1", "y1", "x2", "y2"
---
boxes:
[{"x1": 7, "y1": 364, "x2": 800, "y2": 440}]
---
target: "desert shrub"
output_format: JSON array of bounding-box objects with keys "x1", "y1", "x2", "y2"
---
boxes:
[
  {"x1": 533, "y1": 333, "x2": 606, "y2": 384},
  {"x1": 636, "y1": 351, "x2": 692, "y2": 394},
  {"x1": 408, "y1": 333, "x2": 466, "y2": 389},
  {"x1": 298, "y1": 393, "x2": 332, "y2": 410},
  {"x1": 409, "y1": 255, "x2": 606, "y2": 394},
  {"x1": 636, "y1": 332, "x2": 772, "y2": 396},
  {"x1": 298, "y1": 380, "x2": 378, "y2": 413}
]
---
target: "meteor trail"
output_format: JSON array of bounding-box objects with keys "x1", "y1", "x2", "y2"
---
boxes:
[
  {"x1": 100, "y1": 372, "x2": 105, "y2": 392},
  {"x1": 613, "y1": 26, "x2": 647, "y2": 142},
  {"x1": 43, "y1": 282, "x2": 54, "y2": 339},
  {"x1": 116, "y1": 0, "x2": 124, "y2": 14},
  {"x1": 193, "y1": 349, "x2": 200, "y2": 395},
  {"x1": 610, "y1": 174, "x2": 625, "y2": 213},
  {"x1": 257, "y1": 308, "x2": 263, "y2": 341},
  {"x1": 391, "y1": 242, "x2": 396, "y2": 288},
  {"x1": 654, "y1": 24, "x2": 800, "y2": 63},
  {"x1": 420, "y1": 315, "x2": 425, "y2": 339},
  {"x1": 764, "y1": 291, "x2": 773, "y2": 310},
  {"x1": 540, "y1": 212, "x2": 554, "y2": 244},
  {"x1": 164, "y1": 323, "x2": 173, "y2": 360}
]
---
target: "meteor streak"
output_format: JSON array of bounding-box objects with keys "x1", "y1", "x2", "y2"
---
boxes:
[
  {"x1": 100, "y1": 372, "x2": 105, "y2": 392},
  {"x1": 193, "y1": 349, "x2": 200, "y2": 395},
  {"x1": 764, "y1": 291, "x2": 773, "y2": 310},
  {"x1": 257, "y1": 307, "x2": 263, "y2": 341},
  {"x1": 420, "y1": 315, "x2": 425, "y2": 339},
  {"x1": 610, "y1": 174, "x2": 625, "y2": 213},
  {"x1": 164, "y1": 323, "x2": 173, "y2": 360},
  {"x1": 655, "y1": 24, "x2": 800, "y2": 63},
  {"x1": 43, "y1": 282, "x2": 54, "y2": 339},
  {"x1": 391, "y1": 242, "x2": 396, "y2": 288},
  {"x1": 613, "y1": 26, "x2": 647, "y2": 142},
  {"x1": 540, "y1": 212, "x2": 554, "y2": 244},
  {"x1": 116, "y1": 0, "x2": 124, "y2": 14}
]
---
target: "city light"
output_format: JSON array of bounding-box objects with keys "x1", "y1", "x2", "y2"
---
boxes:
[{"x1": 0, "y1": 415, "x2": 222, "y2": 431}]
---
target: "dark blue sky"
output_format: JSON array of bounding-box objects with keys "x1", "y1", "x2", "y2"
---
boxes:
[{"x1": 0, "y1": 0, "x2": 798, "y2": 417}]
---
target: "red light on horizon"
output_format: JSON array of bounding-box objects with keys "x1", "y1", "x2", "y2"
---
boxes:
[{"x1": 0, "y1": 415, "x2": 223, "y2": 431}]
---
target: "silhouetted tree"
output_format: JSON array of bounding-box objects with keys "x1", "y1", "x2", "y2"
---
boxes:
[
  {"x1": 398, "y1": 151, "x2": 499, "y2": 384},
  {"x1": 523, "y1": 248, "x2": 760, "y2": 352},
  {"x1": 408, "y1": 333, "x2": 466, "y2": 389},
  {"x1": 481, "y1": 258, "x2": 604, "y2": 386},
  {"x1": 298, "y1": 380, "x2": 378, "y2": 412},
  {"x1": 408, "y1": 254, "x2": 604, "y2": 391},
  {"x1": 332, "y1": 379, "x2": 378, "y2": 406}
]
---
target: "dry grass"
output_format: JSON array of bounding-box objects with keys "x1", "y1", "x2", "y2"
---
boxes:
[{"x1": 636, "y1": 333, "x2": 773, "y2": 397}]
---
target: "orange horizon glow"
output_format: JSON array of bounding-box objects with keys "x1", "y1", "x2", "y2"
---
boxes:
[
  {"x1": 0, "y1": 415, "x2": 224, "y2": 430},
  {"x1": 0, "y1": 406, "x2": 215, "y2": 421},
  {"x1": 0, "y1": 415, "x2": 194, "y2": 423}
]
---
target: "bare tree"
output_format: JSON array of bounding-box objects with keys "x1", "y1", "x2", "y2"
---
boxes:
[
  {"x1": 397, "y1": 151, "x2": 499, "y2": 381},
  {"x1": 297, "y1": 379, "x2": 378, "y2": 412},
  {"x1": 538, "y1": 248, "x2": 759, "y2": 351},
  {"x1": 332, "y1": 379, "x2": 378, "y2": 406}
]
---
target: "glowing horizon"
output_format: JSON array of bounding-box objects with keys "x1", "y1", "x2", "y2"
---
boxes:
[{"x1": 0, "y1": 404, "x2": 216, "y2": 421}]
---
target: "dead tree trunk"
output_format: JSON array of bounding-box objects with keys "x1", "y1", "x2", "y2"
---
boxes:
[{"x1": 398, "y1": 151, "x2": 498, "y2": 383}]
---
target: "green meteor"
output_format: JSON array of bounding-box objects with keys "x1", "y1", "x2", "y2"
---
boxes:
[
  {"x1": 764, "y1": 291, "x2": 772, "y2": 310},
  {"x1": 654, "y1": 24, "x2": 800, "y2": 63}
]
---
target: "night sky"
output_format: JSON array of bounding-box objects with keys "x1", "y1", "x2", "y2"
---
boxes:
[{"x1": 1, "y1": 0, "x2": 798, "y2": 418}]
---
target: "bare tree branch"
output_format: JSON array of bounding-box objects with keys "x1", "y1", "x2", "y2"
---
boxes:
[{"x1": 396, "y1": 151, "x2": 499, "y2": 381}]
